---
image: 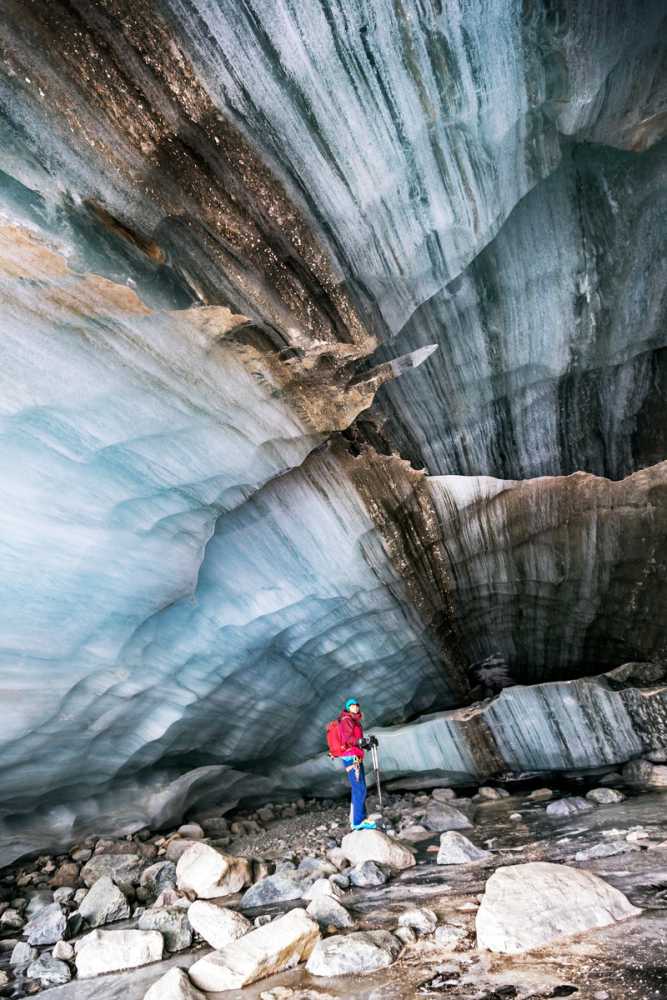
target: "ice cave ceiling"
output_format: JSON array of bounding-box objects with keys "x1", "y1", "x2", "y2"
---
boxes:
[{"x1": 0, "y1": 0, "x2": 666, "y2": 862}]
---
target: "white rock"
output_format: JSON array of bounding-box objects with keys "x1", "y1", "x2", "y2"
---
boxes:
[
  {"x1": 53, "y1": 940, "x2": 75, "y2": 961},
  {"x1": 176, "y1": 843, "x2": 251, "y2": 899},
  {"x1": 477, "y1": 787, "x2": 508, "y2": 800},
  {"x1": 188, "y1": 900, "x2": 251, "y2": 949},
  {"x1": 340, "y1": 830, "x2": 415, "y2": 870},
  {"x1": 586, "y1": 788, "x2": 625, "y2": 805},
  {"x1": 437, "y1": 831, "x2": 493, "y2": 865},
  {"x1": 143, "y1": 967, "x2": 207, "y2": 1000},
  {"x1": 259, "y1": 989, "x2": 294, "y2": 1000},
  {"x1": 476, "y1": 862, "x2": 641, "y2": 954},
  {"x1": 306, "y1": 895, "x2": 354, "y2": 930},
  {"x1": 434, "y1": 924, "x2": 468, "y2": 949},
  {"x1": 398, "y1": 907, "x2": 437, "y2": 934},
  {"x1": 306, "y1": 929, "x2": 401, "y2": 976},
  {"x1": 394, "y1": 925, "x2": 417, "y2": 945},
  {"x1": 303, "y1": 878, "x2": 344, "y2": 902},
  {"x1": 325, "y1": 848, "x2": 349, "y2": 870},
  {"x1": 53, "y1": 887, "x2": 75, "y2": 904},
  {"x1": 189, "y1": 908, "x2": 320, "y2": 991},
  {"x1": 431, "y1": 787, "x2": 457, "y2": 802},
  {"x1": 76, "y1": 929, "x2": 164, "y2": 978},
  {"x1": 79, "y1": 875, "x2": 130, "y2": 927},
  {"x1": 527, "y1": 788, "x2": 553, "y2": 801}
]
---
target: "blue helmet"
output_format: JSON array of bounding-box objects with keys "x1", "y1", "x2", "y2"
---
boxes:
[{"x1": 345, "y1": 698, "x2": 360, "y2": 710}]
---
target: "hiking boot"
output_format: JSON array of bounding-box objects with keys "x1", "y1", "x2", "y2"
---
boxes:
[{"x1": 352, "y1": 820, "x2": 377, "y2": 830}]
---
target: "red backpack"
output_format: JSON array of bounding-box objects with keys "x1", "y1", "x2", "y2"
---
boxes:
[{"x1": 326, "y1": 718, "x2": 344, "y2": 757}]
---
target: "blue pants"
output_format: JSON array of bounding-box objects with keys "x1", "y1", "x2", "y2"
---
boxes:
[{"x1": 341, "y1": 757, "x2": 367, "y2": 827}]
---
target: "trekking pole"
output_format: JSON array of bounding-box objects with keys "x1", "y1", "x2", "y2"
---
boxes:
[{"x1": 371, "y1": 743, "x2": 383, "y2": 809}]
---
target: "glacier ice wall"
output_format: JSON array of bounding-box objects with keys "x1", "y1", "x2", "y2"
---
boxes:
[{"x1": 0, "y1": 0, "x2": 666, "y2": 861}]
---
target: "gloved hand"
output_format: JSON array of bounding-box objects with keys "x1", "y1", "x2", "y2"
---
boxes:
[{"x1": 358, "y1": 735, "x2": 378, "y2": 750}]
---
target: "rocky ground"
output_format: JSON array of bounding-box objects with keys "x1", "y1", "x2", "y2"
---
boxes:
[{"x1": 1, "y1": 763, "x2": 667, "y2": 999}]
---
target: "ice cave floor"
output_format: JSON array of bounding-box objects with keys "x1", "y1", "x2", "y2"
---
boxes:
[{"x1": 9, "y1": 787, "x2": 667, "y2": 1000}]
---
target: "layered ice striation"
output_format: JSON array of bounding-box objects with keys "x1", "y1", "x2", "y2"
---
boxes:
[
  {"x1": 372, "y1": 140, "x2": 667, "y2": 479},
  {"x1": 0, "y1": 0, "x2": 666, "y2": 860}
]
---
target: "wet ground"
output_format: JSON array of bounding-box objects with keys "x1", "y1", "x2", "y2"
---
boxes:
[{"x1": 34, "y1": 789, "x2": 667, "y2": 999}]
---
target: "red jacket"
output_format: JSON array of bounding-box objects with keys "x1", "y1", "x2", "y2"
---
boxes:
[{"x1": 338, "y1": 710, "x2": 364, "y2": 759}]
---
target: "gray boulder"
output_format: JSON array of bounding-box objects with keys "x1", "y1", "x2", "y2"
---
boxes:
[
  {"x1": 139, "y1": 861, "x2": 177, "y2": 903},
  {"x1": 138, "y1": 907, "x2": 193, "y2": 952},
  {"x1": 240, "y1": 874, "x2": 303, "y2": 908},
  {"x1": 24, "y1": 890, "x2": 54, "y2": 919},
  {"x1": 80, "y1": 854, "x2": 143, "y2": 892},
  {"x1": 546, "y1": 797, "x2": 595, "y2": 818},
  {"x1": 298, "y1": 857, "x2": 337, "y2": 876},
  {"x1": 0, "y1": 909, "x2": 24, "y2": 930},
  {"x1": 574, "y1": 840, "x2": 637, "y2": 862},
  {"x1": 10, "y1": 941, "x2": 38, "y2": 967},
  {"x1": 306, "y1": 929, "x2": 402, "y2": 976},
  {"x1": 398, "y1": 907, "x2": 437, "y2": 934},
  {"x1": 177, "y1": 823, "x2": 205, "y2": 840},
  {"x1": 79, "y1": 875, "x2": 130, "y2": 927},
  {"x1": 348, "y1": 860, "x2": 388, "y2": 887},
  {"x1": 26, "y1": 955, "x2": 72, "y2": 987},
  {"x1": 424, "y1": 802, "x2": 473, "y2": 832},
  {"x1": 306, "y1": 895, "x2": 354, "y2": 930},
  {"x1": 24, "y1": 902, "x2": 66, "y2": 945},
  {"x1": 623, "y1": 759, "x2": 667, "y2": 788},
  {"x1": 437, "y1": 831, "x2": 493, "y2": 865}
]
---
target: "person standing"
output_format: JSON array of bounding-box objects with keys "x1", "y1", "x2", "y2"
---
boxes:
[{"x1": 337, "y1": 698, "x2": 377, "y2": 830}]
